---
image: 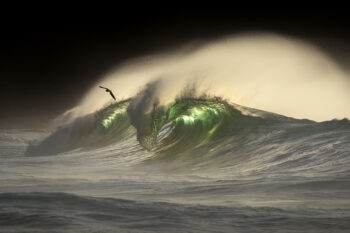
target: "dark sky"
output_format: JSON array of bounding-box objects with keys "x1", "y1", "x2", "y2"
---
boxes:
[{"x1": 1, "y1": 10, "x2": 349, "y2": 128}]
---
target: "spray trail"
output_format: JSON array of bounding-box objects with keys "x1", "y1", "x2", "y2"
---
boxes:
[{"x1": 75, "y1": 33, "x2": 350, "y2": 122}]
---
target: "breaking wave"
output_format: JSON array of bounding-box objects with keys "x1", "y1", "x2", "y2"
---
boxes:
[
  {"x1": 25, "y1": 98, "x2": 272, "y2": 155},
  {"x1": 25, "y1": 96, "x2": 350, "y2": 176}
]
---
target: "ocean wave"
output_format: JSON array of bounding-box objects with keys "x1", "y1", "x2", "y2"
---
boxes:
[{"x1": 24, "y1": 97, "x2": 350, "y2": 176}]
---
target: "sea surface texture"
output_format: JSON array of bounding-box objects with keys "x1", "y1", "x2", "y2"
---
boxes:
[{"x1": 1, "y1": 98, "x2": 350, "y2": 232}]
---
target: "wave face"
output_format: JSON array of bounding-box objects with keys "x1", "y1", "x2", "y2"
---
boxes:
[{"x1": 146, "y1": 98, "x2": 269, "y2": 155}]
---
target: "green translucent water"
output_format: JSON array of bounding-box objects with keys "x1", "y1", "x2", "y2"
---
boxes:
[{"x1": 95, "y1": 98, "x2": 266, "y2": 158}]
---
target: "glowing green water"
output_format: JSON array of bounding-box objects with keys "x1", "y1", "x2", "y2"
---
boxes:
[
  {"x1": 96, "y1": 98, "x2": 264, "y2": 156},
  {"x1": 100, "y1": 101, "x2": 130, "y2": 130}
]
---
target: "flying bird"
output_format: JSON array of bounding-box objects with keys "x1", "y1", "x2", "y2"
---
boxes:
[{"x1": 99, "y1": 86, "x2": 116, "y2": 101}]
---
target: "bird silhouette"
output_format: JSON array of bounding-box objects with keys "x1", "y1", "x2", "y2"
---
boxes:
[{"x1": 99, "y1": 86, "x2": 116, "y2": 101}]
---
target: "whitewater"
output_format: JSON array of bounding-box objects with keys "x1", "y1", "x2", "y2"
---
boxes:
[{"x1": 1, "y1": 34, "x2": 350, "y2": 232}]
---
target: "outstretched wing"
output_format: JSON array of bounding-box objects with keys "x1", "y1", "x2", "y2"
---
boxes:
[
  {"x1": 99, "y1": 86, "x2": 115, "y2": 100},
  {"x1": 108, "y1": 91, "x2": 116, "y2": 100}
]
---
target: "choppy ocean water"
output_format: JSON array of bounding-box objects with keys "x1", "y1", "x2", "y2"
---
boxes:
[{"x1": 1, "y1": 99, "x2": 350, "y2": 232}]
